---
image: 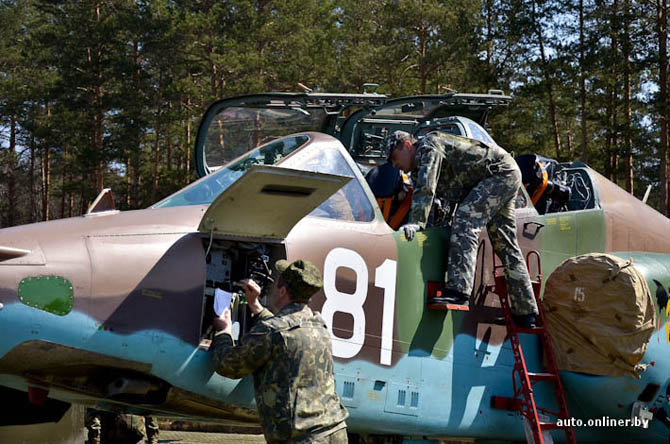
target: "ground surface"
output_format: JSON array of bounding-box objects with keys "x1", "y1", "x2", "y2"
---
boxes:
[
  {"x1": 157, "y1": 431, "x2": 266, "y2": 443},
  {"x1": 0, "y1": 405, "x2": 266, "y2": 444}
]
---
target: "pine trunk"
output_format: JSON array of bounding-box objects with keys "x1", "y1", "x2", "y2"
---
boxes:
[
  {"x1": 41, "y1": 144, "x2": 51, "y2": 221},
  {"x1": 42, "y1": 103, "x2": 51, "y2": 221},
  {"x1": 419, "y1": 22, "x2": 427, "y2": 94},
  {"x1": 659, "y1": 0, "x2": 668, "y2": 214},
  {"x1": 167, "y1": 101, "x2": 173, "y2": 172},
  {"x1": 93, "y1": 3, "x2": 105, "y2": 192},
  {"x1": 132, "y1": 40, "x2": 142, "y2": 208},
  {"x1": 7, "y1": 114, "x2": 17, "y2": 227},
  {"x1": 579, "y1": 0, "x2": 588, "y2": 162},
  {"x1": 608, "y1": 0, "x2": 619, "y2": 183},
  {"x1": 60, "y1": 143, "x2": 67, "y2": 219},
  {"x1": 532, "y1": 0, "x2": 562, "y2": 159},
  {"x1": 152, "y1": 87, "x2": 163, "y2": 204},
  {"x1": 126, "y1": 156, "x2": 131, "y2": 207},
  {"x1": 185, "y1": 103, "x2": 192, "y2": 185},
  {"x1": 30, "y1": 135, "x2": 36, "y2": 222},
  {"x1": 623, "y1": 0, "x2": 633, "y2": 194}
]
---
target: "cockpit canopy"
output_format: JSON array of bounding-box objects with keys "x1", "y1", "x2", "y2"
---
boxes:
[
  {"x1": 194, "y1": 93, "x2": 388, "y2": 177},
  {"x1": 194, "y1": 91, "x2": 511, "y2": 176}
]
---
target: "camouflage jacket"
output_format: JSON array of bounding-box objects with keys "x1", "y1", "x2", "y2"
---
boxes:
[
  {"x1": 211, "y1": 302, "x2": 349, "y2": 443},
  {"x1": 409, "y1": 132, "x2": 512, "y2": 227}
]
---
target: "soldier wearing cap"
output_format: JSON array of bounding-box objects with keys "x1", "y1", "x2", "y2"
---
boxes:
[
  {"x1": 85, "y1": 410, "x2": 158, "y2": 444},
  {"x1": 211, "y1": 259, "x2": 349, "y2": 444},
  {"x1": 386, "y1": 130, "x2": 539, "y2": 328}
]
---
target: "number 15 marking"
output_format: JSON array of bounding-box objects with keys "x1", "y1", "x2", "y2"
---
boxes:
[{"x1": 321, "y1": 248, "x2": 397, "y2": 366}]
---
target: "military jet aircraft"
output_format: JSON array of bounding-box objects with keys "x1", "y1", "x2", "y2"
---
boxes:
[{"x1": 1, "y1": 90, "x2": 669, "y2": 443}]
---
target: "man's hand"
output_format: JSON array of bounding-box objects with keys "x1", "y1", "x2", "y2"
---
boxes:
[
  {"x1": 239, "y1": 278, "x2": 264, "y2": 315},
  {"x1": 400, "y1": 223, "x2": 421, "y2": 241},
  {"x1": 213, "y1": 307, "x2": 232, "y2": 334}
]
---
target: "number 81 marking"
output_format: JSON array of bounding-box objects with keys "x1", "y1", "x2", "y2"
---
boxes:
[{"x1": 321, "y1": 248, "x2": 397, "y2": 366}]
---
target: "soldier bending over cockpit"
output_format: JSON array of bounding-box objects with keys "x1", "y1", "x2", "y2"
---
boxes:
[{"x1": 387, "y1": 130, "x2": 539, "y2": 328}]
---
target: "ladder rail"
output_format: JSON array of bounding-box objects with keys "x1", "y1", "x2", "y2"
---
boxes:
[{"x1": 490, "y1": 249, "x2": 577, "y2": 444}]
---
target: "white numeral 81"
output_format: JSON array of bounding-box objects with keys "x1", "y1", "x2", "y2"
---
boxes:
[{"x1": 322, "y1": 248, "x2": 396, "y2": 366}]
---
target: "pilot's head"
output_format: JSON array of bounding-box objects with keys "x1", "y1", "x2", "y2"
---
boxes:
[
  {"x1": 386, "y1": 130, "x2": 417, "y2": 173},
  {"x1": 271, "y1": 259, "x2": 323, "y2": 311}
]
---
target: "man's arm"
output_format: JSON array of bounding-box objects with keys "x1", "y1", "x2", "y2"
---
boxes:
[
  {"x1": 211, "y1": 279, "x2": 272, "y2": 379},
  {"x1": 408, "y1": 140, "x2": 441, "y2": 228},
  {"x1": 211, "y1": 317, "x2": 273, "y2": 379}
]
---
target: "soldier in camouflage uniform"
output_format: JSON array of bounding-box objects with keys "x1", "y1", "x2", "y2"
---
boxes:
[
  {"x1": 387, "y1": 130, "x2": 539, "y2": 327},
  {"x1": 85, "y1": 409, "x2": 158, "y2": 444},
  {"x1": 211, "y1": 259, "x2": 349, "y2": 443}
]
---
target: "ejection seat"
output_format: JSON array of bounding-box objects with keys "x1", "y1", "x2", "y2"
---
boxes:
[
  {"x1": 515, "y1": 154, "x2": 572, "y2": 215},
  {"x1": 365, "y1": 162, "x2": 412, "y2": 230}
]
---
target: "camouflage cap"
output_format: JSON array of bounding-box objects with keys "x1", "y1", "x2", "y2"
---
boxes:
[
  {"x1": 386, "y1": 130, "x2": 413, "y2": 161},
  {"x1": 275, "y1": 259, "x2": 323, "y2": 303}
]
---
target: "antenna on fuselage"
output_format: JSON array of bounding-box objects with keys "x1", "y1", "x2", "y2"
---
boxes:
[{"x1": 642, "y1": 185, "x2": 652, "y2": 205}]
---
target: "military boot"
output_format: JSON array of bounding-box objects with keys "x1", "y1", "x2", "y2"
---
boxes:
[
  {"x1": 145, "y1": 416, "x2": 159, "y2": 444},
  {"x1": 428, "y1": 288, "x2": 469, "y2": 306},
  {"x1": 85, "y1": 410, "x2": 102, "y2": 444},
  {"x1": 512, "y1": 313, "x2": 537, "y2": 329},
  {"x1": 86, "y1": 430, "x2": 101, "y2": 444}
]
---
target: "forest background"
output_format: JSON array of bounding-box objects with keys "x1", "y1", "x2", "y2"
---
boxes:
[{"x1": 2, "y1": 0, "x2": 670, "y2": 227}]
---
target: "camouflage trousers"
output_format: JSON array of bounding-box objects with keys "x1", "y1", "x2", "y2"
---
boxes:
[{"x1": 446, "y1": 160, "x2": 539, "y2": 316}]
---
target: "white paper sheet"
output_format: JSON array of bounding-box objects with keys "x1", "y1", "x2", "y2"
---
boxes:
[{"x1": 213, "y1": 288, "x2": 233, "y2": 316}]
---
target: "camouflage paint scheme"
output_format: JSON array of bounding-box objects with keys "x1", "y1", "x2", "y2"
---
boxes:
[{"x1": 0, "y1": 92, "x2": 669, "y2": 442}]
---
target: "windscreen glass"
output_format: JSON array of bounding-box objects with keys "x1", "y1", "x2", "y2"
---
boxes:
[
  {"x1": 282, "y1": 145, "x2": 375, "y2": 222},
  {"x1": 154, "y1": 135, "x2": 309, "y2": 208},
  {"x1": 154, "y1": 135, "x2": 375, "y2": 223},
  {"x1": 202, "y1": 104, "x2": 329, "y2": 171}
]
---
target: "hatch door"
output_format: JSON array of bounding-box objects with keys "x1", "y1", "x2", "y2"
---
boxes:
[{"x1": 198, "y1": 165, "x2": 350, "y2": 241}]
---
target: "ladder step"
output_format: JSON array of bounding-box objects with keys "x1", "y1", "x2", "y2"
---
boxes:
[
  {"x1": 426, "y1": 303, "x2": 469, "y2": 311},
  {"x1": 490, "y1": 395, "x2": 520, "y2": 411},
  {"x1": 539, "y1": 421, "x2": 570, "y2": 430},
  {"x1": 515, "y1": 326, "x2": 545, "y2": 335},
  {"x1": 528, "y1": 372, "x2": 558, "y2": 381}
]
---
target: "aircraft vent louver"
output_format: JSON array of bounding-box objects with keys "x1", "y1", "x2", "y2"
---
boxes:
[
  {"x1": 397, "y1": 390, "x2": 406, "y2": 406},
  {"x1": 342, "y1": 381, "x2": 355, "y2": 400},
  {"x1": 410, "y1": 391, "x2": 419, "y2": 408}
]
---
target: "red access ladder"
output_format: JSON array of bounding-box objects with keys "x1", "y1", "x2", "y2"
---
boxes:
[{"x1": 489, "y1": 250, "x2": 576, "y2": 444}]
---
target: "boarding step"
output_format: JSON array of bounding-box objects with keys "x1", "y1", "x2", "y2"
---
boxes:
[
  {"x1": 426, "y1": 302, "x2": 470, "y2": 311},
  {"x1": 425, "y1": 280, "x2": 470, "y2": 311},
  {"x1": 539, "y1": 421, "x2": 572, "y2": 430},
  {"x1": 515, "y1": 326, "x2": 545, "y2": 335},
  {"x1": 528, "y1": 372, "x2": 559, "y2": 382}
]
